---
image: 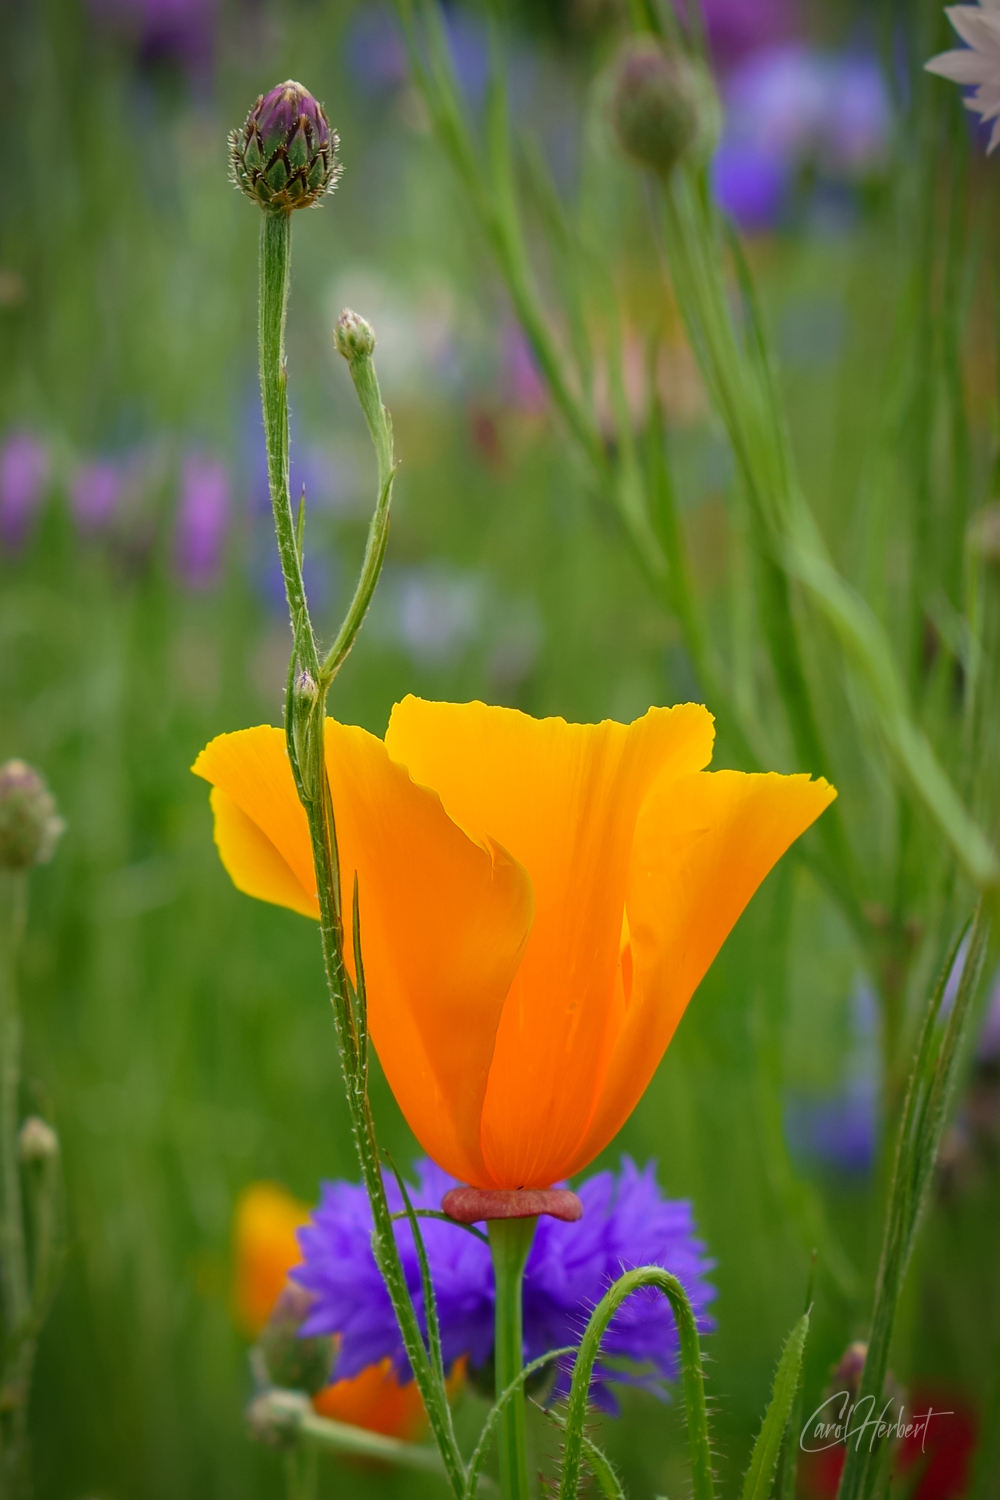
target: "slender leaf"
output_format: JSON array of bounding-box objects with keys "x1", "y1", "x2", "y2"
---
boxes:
[{"x1": 741, "y1": 1312, "x2": 810, "y2": 1500}]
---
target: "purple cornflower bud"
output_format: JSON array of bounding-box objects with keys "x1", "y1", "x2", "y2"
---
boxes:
[
  {"x1": 611, "y1": 36, "x2": 720, "y2": 177},
  {"x1": 229, "y1": 81, "x2": 341, "y2": 213},
  {"x1": 0, "y1": 761, "x2": 64, "y2": 871},
  {"x1": 258, "y1": 1281, "x2": 335, "y2": 1395},
  {"x1": 174, "y1": 454, "x2": 230, "y2": 589},
  {"x1": 293, "y1": 1157, "x2": 715, "y2": 1413},
  {"x1": 0, "y1": 432, "x2": 49, "y2": 553},
  {"x1": 70, "y1": 459, "x2": 123, "y2": 534}
]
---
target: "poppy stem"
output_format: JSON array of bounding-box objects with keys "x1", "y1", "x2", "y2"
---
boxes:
[{"x1": 489, "y1": 1216, "x2": 537, "y2": 1500}]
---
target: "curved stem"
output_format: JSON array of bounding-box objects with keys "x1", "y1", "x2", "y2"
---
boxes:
[
  {"x1": 557, "y1": 1266, "x2": 714, "y2": 1500},
  {"x1": 489, "y1": 1218, "x2": 537, "y2": 1500}
]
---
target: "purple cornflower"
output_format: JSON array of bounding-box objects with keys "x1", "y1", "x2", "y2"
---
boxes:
[
  {"x1": 174, "y1": 454, "x2": 230, "y2": 589},
  {"x1": 294, "y1": 1157, "x2": 715, "y2": 1413},
  {"x1": 0, "y1": 432, "x2": 50, "y2": 553},
  {"x1": 70, "y1": 460, "x2": 123, "y2": 533},
  {"x1": 87, "y1": 0, "x2": 218, "y2": 76}
]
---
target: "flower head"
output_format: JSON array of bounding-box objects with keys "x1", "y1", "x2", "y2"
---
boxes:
[
  {"x1": 0, "y1": 761, "x2": 64, "y2": 871},
  {"x1": 294, "y1": 1156, "x2": 714, "y2": 1412},
  {"x1": 229, "y1": 81, "x2": 341, "y2": 212},
  {"x1": 926, "y1": 3, "x2": 1000, "y2": 151},
  {"x1": 195, "y1": 701, "x2": 834, "y2": 1190}
]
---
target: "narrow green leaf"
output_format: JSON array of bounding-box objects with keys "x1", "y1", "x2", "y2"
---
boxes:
[
  {"x1": 382, "y1": 1153, "x2": 446, "y2": 1389},
  {"x1": 464, "y1": 1346, "x2": 575, "y2": 1500},
  {"x1": 741, "y1": 1312, "x2": 810, "y2": 1500}
]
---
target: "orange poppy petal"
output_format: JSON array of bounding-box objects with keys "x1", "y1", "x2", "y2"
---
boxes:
[
  {"x1": 385, "y1": 697, "x2": 715, "y2": 1188},
  {"x1": 193, "y1": 727, "x2": 317, "y2": 908},
  {"x1": 322, "y1": 720, "x2": 535, "y2": 1188},
  {"x1": 312, "y1": 1359, "x2": 429, "y2": 1440},
  {"x1": 563, "y1": 769, "x2": 837, "y2": 1177}
]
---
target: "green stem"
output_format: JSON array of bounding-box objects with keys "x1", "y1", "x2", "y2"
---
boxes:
[
  {"x1": 558, "y1": 1267, "x2": 714, "y2": 1500},
  {"x1": 489, "y1": 1218, "x2": 537, "y2": 1500},
  {"x1": 0, "y1": 872, "x2": 29, "y2": 1493},
  {"x1": 256, "y1": 208, "x2": 466, "y2": 1498},
  {"x1": 259, "y1": 209, "x2": 320, "y2": 680}
]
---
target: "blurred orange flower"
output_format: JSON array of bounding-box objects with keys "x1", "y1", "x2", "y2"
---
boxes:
[
  {"x1": 198, "y1": 699, "x2": 834, "y2": 1190},
  {"x1": 232, "y1": 1182, "x2": 308, "y2": 1337}
]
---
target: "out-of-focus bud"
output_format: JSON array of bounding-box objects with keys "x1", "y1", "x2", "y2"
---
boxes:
[
  {"x1": 229, "y1": 81, "x2": 341, "y2": 212},
  {"x1": 335, "y1": 309, "x2": 376, "y2": 363},
  {"x1": 258, "y1": 1281, "x2": 335, "y2": 1396},
  {"x1": 610, "y1": 36, "x2": 720, "y2": 176},
  {"x1": 246, "y1": 1388, "x2": 310, "y2": 1449},
  {"x1": 969, "y1": 503, "x2": 1000, "y2": 564},
  {"x1": 0, "y1": 761, "x2": 64, "y2": 871},
  {"x1": 18, "y1": 1116, "x2": 59, "y2": 1164}
]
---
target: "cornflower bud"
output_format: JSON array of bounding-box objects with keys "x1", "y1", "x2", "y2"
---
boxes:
[
  {"x1": 19, "y1": 1116, "x2": 59, "y2": 1163},
  {"x1": 0, "y1": 760, "x2": 64, "y2": 871},
  {"x1": 246, "y1": 1388, "x2": 310, "y2": 1449},
  {"x1": 258, "y1": 1281, "x2": 334, "y2": 1396},
  {"x1": 610, "y1": 35, "x2": 720, "y2": 176},
  {"x1": 229, "y1": 81, "x2": 341, "y2": 212},
  {"x1": 335, "y1": 308, "x2": 375, "y2": 363}
]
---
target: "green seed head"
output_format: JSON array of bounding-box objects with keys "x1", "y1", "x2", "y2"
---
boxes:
[
  {"x1": 610, "y1": 36, "x2": 720, "y2": 177},
  {"x1": 0, "y1": 760, "x2": 64, "y2": 871},
  {"x1": 230, "y1": 80, "x2": 342, "y2": 212},
  {"x1": 335, "y1": 308, "x2": 376, "y2": 362}
]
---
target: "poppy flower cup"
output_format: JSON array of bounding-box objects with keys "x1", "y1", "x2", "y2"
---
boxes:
[{"x1": 194, "y1": 698, "x2": 835, "y2": 1191}]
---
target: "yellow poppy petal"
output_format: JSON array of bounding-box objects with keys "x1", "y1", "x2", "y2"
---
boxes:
[
  {"x1": 209, "y1": 787, "x2": 319, "y2": 918},
  {"x1": 322, "y1": 720, "x2": 535, "y2": 1188},
  {"x1": 385, "y1": 697, "x2": 715, "y2": 1188},
  {"x1": 193, "y1": 727, "x2": 317, "y2": 912},
  {"x1": 563, "y1": 769, "x2": 837, "y2": 1176}
]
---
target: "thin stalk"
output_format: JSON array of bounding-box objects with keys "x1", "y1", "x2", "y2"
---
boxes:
[
  {"x1": 557, "y1": 1266, "x2": 714, "y2": 1500},
  {"x1": 489, "y1": 1218, "x2": 537, "y2": 1500},
  {"x1": 256, "y1": 209, "x2": 466, "y2": 1497},
  {"x1": 0, "y1": 872, "x2": 29, "y2": 1493}
]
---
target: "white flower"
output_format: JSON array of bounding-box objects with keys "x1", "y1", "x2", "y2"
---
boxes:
[{"x1": 926, "y1": 3, "x2": 1000, "y2": 151}]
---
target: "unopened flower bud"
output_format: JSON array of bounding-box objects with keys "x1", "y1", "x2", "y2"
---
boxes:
[
  {"x1": 293, "y1": 670, "x2": 319, "y2": 710},
  {"x1": 229, "y1": 81, "x2": 341, "y2": 212},
  {"x1": 335, "y1": 309, "x2": 375, "y2": 362},
  {"x1": 610, "y1": 36, "x2": 719, "y2": 176},
  {"x1": 258, "y1": 1281, "x2": 334, "y2": 1396},
  {"x1": 0, "y1": 760, "x2": 64, "y2": 871},
  {"x1": 19, "y1": 1116, "x2": 59, "y2": 1163},
  {"x1": 246, "y1": 1388, "x2": 310, "y2": 1449}
]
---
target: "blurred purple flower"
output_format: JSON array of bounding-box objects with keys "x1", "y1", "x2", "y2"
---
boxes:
[
  {"x1": 70, "y1": 460, "x2": 123, "y2": 533},
  {"x1": 88, "y1": 0, "x2": 218, "y2": 76},
  {"x1": 685, "y1": 0, "x2": 797, "y2": 71},
  {"x1": 0, "y1": 432, "x2": 50, "y2": 553},
  {"x1": 175, "y1": 454, "x2": 229, "y2": 589},
  {"x1": 503, "y1": 324, "x2": 547, "y2": 415},
  {"x1": 977, "y1": 969, "x2": 1000, "y2": 1064},
  {"x1": 345, "y1": 3, "x2": 409, "y2": 93},
  {"x1": 713, "y1": 44, "x2": 891, "y2": 230},
  {"x1": 294, "y1": 1157, "x2": 715, "y2": 1413},
  {"x1": 784, "y1": 979, "x2": 879, "y2": 1176}
]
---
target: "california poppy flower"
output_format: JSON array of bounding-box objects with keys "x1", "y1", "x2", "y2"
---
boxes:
[{"x1": 196, "y1": 699, "x2": 834, "y2": 1191}]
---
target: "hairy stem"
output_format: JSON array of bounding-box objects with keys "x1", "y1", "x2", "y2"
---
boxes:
[{"x1": 0, "y1": 873, "x2": 29, "y2": 1493}]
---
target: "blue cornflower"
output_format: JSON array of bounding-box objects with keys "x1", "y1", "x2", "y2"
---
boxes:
[{"x1": 293, "y1": 1157, "x2": 715, "y2": 1413}]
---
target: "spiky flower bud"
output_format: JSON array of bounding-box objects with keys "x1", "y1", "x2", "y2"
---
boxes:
[
  {"x1": 258, "y1": 1282, "x2": 334, "y2": 1396},
  {"x1": 610, "y1": 36, "x2": 720, "y2": 177},
  {"x1": 19, "y1": 1116, "x2": 59, "y2": 1163},
  {"x1": 0, "y1": 760, "x2": 64, "y2": 871},
  {"x1": 335, "y1": 308, "x2": 375, "y2": 362},
  {"x1": 229, "y1": 81, "x2": 341, "y2": 212}
]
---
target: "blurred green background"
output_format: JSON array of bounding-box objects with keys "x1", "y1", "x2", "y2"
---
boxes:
[{"x1": 1, "y1": 0, "x2": 998, "y2": 1495}]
